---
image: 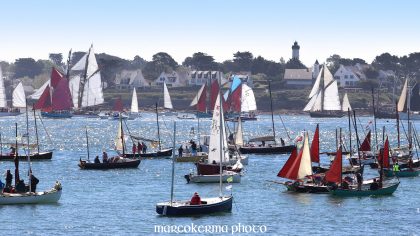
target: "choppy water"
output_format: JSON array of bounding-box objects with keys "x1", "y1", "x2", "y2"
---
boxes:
[{"x1": 0, "y1": 114, "x2": 419, "y2": 235}]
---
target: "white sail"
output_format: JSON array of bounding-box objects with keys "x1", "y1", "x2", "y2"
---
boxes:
[
  {"x1": 341, "y1": 93, "x2": 352, "y2": 111},
  {"x1": 81, "y1": 73, "x2": 104, "y2": 107},
  {"x1": 397, "y1": 79, "x2": 408, "y2": 112},
  {"x1": 0, "y1": 66, "x2": 6, "y2": 108},
  {"x1": 308, "y1": 66, "x2": 323, "y2": 99},
  {"x1": 323, "y1": 81, "x2": 341, "y2": 111},
  {"x1": 310, "y1": 91, "x2": 323, "y2": 111},
  {"x1": 71, "y1": 54, "x2": 88, "y2": 71},
  {"x1": 29, "y1": 80, "x2": 49, "y2": 100},
  {"x1": 12, "y1": 82, "x2": 26, "y2": 108},
  {"x1": 303, "y1": 91, "x2": 319, "y2": 111},
  {"x1": 115, "y1": 121, "x2": 124, "y2": 151},
  {"x1": 190, "y1": 83, "x2": 205, "y2": 107},
  {"x1": 241, "y1": 84, "x2": 257, "y2": 112},
  {"x1": 297, "y1": 132, "x2": 313, "y2": 179},
  {"x1": 69, "y1": 75, "x2": 81, "y2": 108},
  {"x1": 323, "y1": 66, "x2": 335, "y2": 88},
  {"x1": 208, "y1": 94, "x2": 229, "y2": 164},
  {"x1": 131, "y1": 87, "x2": 139, "y2": 113},
  {"x1": 235, "y1": 117, "x2": 244, "y2": 146},
  {"x1": 163, "y1": 82, "x2": 173, "y2": 109}
]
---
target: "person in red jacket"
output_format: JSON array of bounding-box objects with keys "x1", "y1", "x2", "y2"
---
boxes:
[
  {"x1": 132, "y1": 144, "x2": 137, "y2": 154},
  {"x1": 190, "y1": 192, "x2": 201, "y2": 205}
]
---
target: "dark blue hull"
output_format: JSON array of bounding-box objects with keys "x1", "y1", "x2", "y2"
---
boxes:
[
  {"x1": 156, "y1": 196, "x2": 233, "y2": 216},
  {"x1": 41, "y1": 111, "x2": 73, "y2": 118}
]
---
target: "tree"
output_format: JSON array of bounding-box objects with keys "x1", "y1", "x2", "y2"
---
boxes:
[
  {"x1": 49, "y1": 53, "x2": 63, "y2": 66},
  {"x1": 233, "y1": 51, "x2": 253, "y2": 71},
  {"x1": 13, "y1": 58, "x2": 43, "y2": 79},
  {"x1": 152, "y1": 52, "x2": 178, "y2": 70},
  {"x1": 364, "y1": 67, "x2": 379, "y2": 79},
  {"x1": 142, "y1": 52, "x2": 178, "y2": 81},
  {"x1": 371, "y1": 53, "x2": 400, "y2": 72},
  {"x1": 285, "y1": 58, "x2": 306, "y2": 69},
  {"x1": 182, "y1": 52, "x2": 218, "y2": 70}
]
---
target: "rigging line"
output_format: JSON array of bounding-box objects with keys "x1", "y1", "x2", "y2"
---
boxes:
[
  {"x1": 400, "y1": 120, "x2": 409, "y2": 142},
  {"x1": 37, "y1": 113, "x2": 53, "y2": 147},
  {"x1": 412, "y1": 125, "x2": 420, "y2": 159},
  {"x1": 123, "y1": 118, "x2": 135, "y2": 144},
  {"x1": 278, "y1": 114, "x2": 292, "y2": 141}
]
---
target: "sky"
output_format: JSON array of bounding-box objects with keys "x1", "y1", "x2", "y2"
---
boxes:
[{"x1": 1, "y1": 0, "x2": 419, "y2": 66}]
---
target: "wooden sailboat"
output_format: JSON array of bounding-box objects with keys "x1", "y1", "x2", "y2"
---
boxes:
[
  {"x1": 0, "y1": 67, "x2": 23, "y2": 116},
  {"x1": 304, "y1": 65, "x2": 344, "y2": 118},
  {"x1": 185, "y1": 93, "x2": 241, "y2": 183},
  {"x1": 397, "y1": 78, "x2": 420, "y2": 120},
  {"x1": 78, "y1": 115, "x2": 140, "y2": 169},
  {"x1": 156, "y1": 122, "x2": 233, "y2": 216},
  {"x1": 239, "y1": 81, "x2": 295, "y2": 154},
  {"x1": 225, "y1": 77, "x2": 258, "y2": 121},
  {"x1": 0, "y1": 110, "x2": 61, "y2": 205},
  {"x1": 128, "y1": 87, "x2": 140, "y2": 119}
]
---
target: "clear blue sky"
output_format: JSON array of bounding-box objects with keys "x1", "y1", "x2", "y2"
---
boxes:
[{"x1": 1, "y1": 0, "x2": 419, "y2": 65}]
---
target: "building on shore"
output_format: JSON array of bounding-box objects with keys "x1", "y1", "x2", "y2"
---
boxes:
[
  {"x1": 283, "y1": 60, "x2": 319, "y2": 88},
  {"x1": 153, "y1": 71, "x2": 186, "y2": 87},
  {"x1": 188, "y1": 71, "x2": 224, "y2": 86},
  {"x1": 114, "y1": 69, "x2": 149, "y2": 89}
]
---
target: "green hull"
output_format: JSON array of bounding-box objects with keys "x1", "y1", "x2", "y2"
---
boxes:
[
  {"x1": 331, "y1": 182, "x2": 399, "y2": 197},
  {"x1": 384, "y1": 169, "x2": 420, "y2": 177}
]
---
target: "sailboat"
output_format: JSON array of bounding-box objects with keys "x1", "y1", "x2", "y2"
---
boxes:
[
  {"x1": 159, "y1": 81, "x2": 176, "y2": 116},
  {"x1": 69, "y1": 45, "x2": 104, "y2": 117},
  {"x1": 78, "y1": 114, "x2": 141, "y2": 169},
  {"x1": 156, "y1": 122, "x2": 233, "y2": 216},
  {"x1": 239, "y1": 81, "x2": 295, "y2": 154},
  {"x1": 397, "y1": 78, "x2": 420, "y2": 120},
  {"x1": 33, "y1": 68, "x2": 73, "y2": 118},
  {"x1": 128, "y1": 87, "x2": 140, "y2": 119},
  {"x1": 0, "y1": 112, "x2": 61, "y2": 204},
  {"x1": 0, "y1": 66, "x2": 23, "y2": 116},
  {"x1": 225, "y1": 77, "x2": 258, "y2": 121},
  {"x1": 185, "y1": 93, "x2": 241, "y2": 183},
  {"x1": 304, "y1": 65, "x2": 343, "y2": 118},
  {"x1": 190, "y1": 77, "x2": 223, "y2": 118}
]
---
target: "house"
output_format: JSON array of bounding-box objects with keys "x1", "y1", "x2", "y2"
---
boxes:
[
  {"x1": 114, "y1": 69, "x2": 149, "y2": 89},
  {"x1": 188, "y1": 71, "x2": 224, "y2": 86},
  {"x1": 333, "y1": 64, "x2": 368, "y2": 87},
  {"x1": 153, "y1": 71, "x2": 185, "y2": 87},
  {"x1": 283, "y1": 68, "x2": 313, "y2": 87}
]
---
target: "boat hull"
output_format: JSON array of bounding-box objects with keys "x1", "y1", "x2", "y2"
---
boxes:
[
  {"x1": 285, "y1": 182, "x2": 330, "y2": 193},
  {"x1": 239, "y1": 145, "x2": 295, "y2": 154},
  {"x1": 41, "y1": 111, "x2": 73, "y2": 118},
  {"x1": 309, "y1": 111, "x2": 344, "y2": 118},
  {"x1": 78, "y1": 159, "x2": 140, "y2": 169},
  {"x1": 185, "y1": 172, "x2": 241, "y2": 183},
  {"x1": 0, "y1": 151, "x2": 53, "y2": 161},
  {"x1": 0, "y1": 189, "x2": 62, "y2": 205},
  {"x1": 123, "y1": 148, "x2": 173, "y2": 158},
  {"x1": 0, "y1": 111, "x2": 21, "y2": 117},
  {"x1": 383, "y1": 168, "x2": 420, "y2": 177},
  {"x1": 156, "y1": 196, "x2": 233, "y2": 216},
  {"x1": 330, "y1": 182, "x2": 399, "y2": 197}
]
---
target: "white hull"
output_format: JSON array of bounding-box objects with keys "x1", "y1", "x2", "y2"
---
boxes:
[
  {"x1": 188, "y1": 171, "x2": 241, "y2": 183},
  {"x1": 0, "y1": 189, "x2": 61, "y2": 205}
]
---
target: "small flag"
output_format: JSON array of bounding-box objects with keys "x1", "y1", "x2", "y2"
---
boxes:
[{"x1": 227, "y1": 176, "x2": 233, "y2": 183}]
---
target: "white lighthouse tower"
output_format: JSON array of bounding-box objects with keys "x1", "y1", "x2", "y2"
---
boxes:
[{"x1": 292, "y1": 41, "x2": 300, "y2": 60}]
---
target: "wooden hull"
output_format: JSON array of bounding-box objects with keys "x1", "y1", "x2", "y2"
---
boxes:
[
  {"x1": 309, "y1": 111, "x2": 344, "y2": 118},
  {"x1": 330, "y1": 182, "x2": 399, "y2": 197},
  {"x1": 185, "y1": 171, "x2": 241, "y2": 183},
  {"x1": 78, "y1": 159, "x2": 140, "y2": 169},
  {"x1": 0, "y1": 151, "x2": 53, "y2": 161},
  {"x1": 123, "y1": 148, "x2": 173, "y2": 158},
  {"x1": 383, "y1": 168, "x2": 420, "y2": 177},
  {"x1": 176, "y1": 154, "x2": 207, "y2": 162},
  {"x1": 0, "y1": 189, "x2": 62, "y2": 205},
  {"x1": 156, "y1": 196, "x2": 233, "y2": 216},
  {"x1": 284, "y1": 182, "x2": 330, "y2": 193},
  {"x1": 41, "y1": 111, "x2": 73, "y2": 118},
  {"x1": 239, "y1": 145, "x2": 295, "y2": 154}
]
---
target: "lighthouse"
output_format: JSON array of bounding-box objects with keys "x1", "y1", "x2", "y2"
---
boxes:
[{"x1": 292, "y1": 41, "x2": 300, "y2": 60}]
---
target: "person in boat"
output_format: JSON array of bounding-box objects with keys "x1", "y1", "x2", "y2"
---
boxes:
[
  {"x1": 191, "y1": 141, "x2": 197, "y2": 156},
  {"x1": 261, "y1": 141, "x2": 265, "y2": 147},
  {"x1": 393, "y1": 162, "x2": 400, "y2": 172},
  {"x1": 178, "y1": 145, "x2": 183, "y2": 158},
  {"x1": 280, "y1": 138, "x2": 285, "y2": 147},
  {"x1": 94, "y1": 156, "x2": 100, "y2": 164},
  {"x1": 190, "y1": 192, "x2": 201, "y2": 205},
  {"x1": 142, "y1": 142, "x2": 147, "y2": 153},
  {"x1": 341, "y1": 180, "x2": 350, "y2": 189},
  {"x1": 15, "y1": 179, "x2": 26, "y2": 193},
  {"x1": 356, "y1": 172, "x2": 363, "y2": 191},
  {"x1": 137, "y1": 142, "x2": 142, "y2": 154},
  {"x1": 132, "y1": 144, "x2": 137, "y2": 154},
  {"x1": 228, "y1": 133, "x2": 234, "y2": 144},
  {"x1": 102, "y1": 152, "x2": 109, "y2": 163},
  {"x1": 30, "y1": 174, "x2": 39, "y2": 193},
  {"x1": 5, "y1": 169, "x2": 13, "y2": 188},
  {"x1": 369, "y1": 178, "x2": 380, "y2": 191},
  {"x1": 408, "y1": 159, "x2": 414, "y2": 170},
  {"x1": 10, "y1": 146, "x2": 16, "y2": 157}
]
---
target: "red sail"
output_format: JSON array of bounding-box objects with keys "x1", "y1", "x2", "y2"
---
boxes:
[
  {"x1": 113, "y1": 97, "x2": 124, "y2": 112},
  {"x1": 50, "y1": 67, "x2": 64, "y2": 89},
  {"x1": 378, "y1": 137, "x2": 390, "y2": 168},
  {"x1": 33, "y1": 85, "x2": 52, "y2": 111},
  {"x1": 197, "y1": 84, "x2": 207, "y2": 112},
  {"x1": 52, "y1": 78, "x2": 73, "y2": 110},
  {"x1": 325, "y1": 147, "x2": 342, "y2": 183},
  {"x1": 310, "y1": 124, "x2": 320, "y2": 163},
  {"x1": 228, "y1": 85, "x2": 242, "y2": 113},
  {"x1": 277, "y1": 147, "x2": 302, "y2": 180},
  {"x1": 210, "y1": 80, "x2": 219, "y2": 111},
  {"x1": 359, "y1": 130, "x2": 371, "y2": 151}
]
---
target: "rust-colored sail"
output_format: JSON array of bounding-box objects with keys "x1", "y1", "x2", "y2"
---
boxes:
[
  {"x1": 378, "y1": 137, "x2": 390, "y2": 168},
  {"x1": 310, "y1": 124, "x2": 320, "y2": 163},
  {"x1": 33, "y1": 85, "x2": 52, "y2": 111},
  {"x1": 360, "y1": 130, "x2": 371, "y2": 151},
  {"x1": 325, "y1": 147, "x2": 342, "y2": 183},
  {"x1": 277, "y1": 147, "x2": 300, "y2": 180}
]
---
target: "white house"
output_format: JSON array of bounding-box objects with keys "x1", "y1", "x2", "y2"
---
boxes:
[
  {"x1": 115, "y1": 69, "x2": 149, "y2": 89},
  {"x1": 333, "y1": 64, "x2": 367, "y2": 87},
  {"x1": 153, "y1": 71, "x2": 185, "y2": 87},
  {"x1": 283, "y1": 68, "x2": 313, "y2": 87},
  {"x1": 188, "y1": 71, "x2": 224, "y2": 86}
]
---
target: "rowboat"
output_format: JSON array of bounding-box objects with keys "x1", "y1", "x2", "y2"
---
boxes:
[
  {"x1": 0, "y1": 183, "x2": 62, "y2": 205},
  {"x1": 329, "y1": 181, "x2": 400, "y2": 197}
]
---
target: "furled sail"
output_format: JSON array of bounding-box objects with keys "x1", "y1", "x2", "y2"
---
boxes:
[
  {"x1": 241, "y1": 84, "x2": 257, "y2": 112},
  {"x1": 163, "y1": 82, "x2": 173, "y2": 109},
  {"x1": 131, "y1": 88, "x2": 139, "y2": 113},
  {"x1": 208, "y1": 94, "x2": 229, "y2": 164},
  {"x1": 12, "y1": 82, "x2": 27, "y2": 108}
]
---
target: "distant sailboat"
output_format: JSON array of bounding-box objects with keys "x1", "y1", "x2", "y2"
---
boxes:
[
  {"x1": 0, "y1": 66, "x2": 22, "y2": 117},
  {"x1": 225, "y1": 77, "x2": 258, "y2": 121},
  {"x1": 304, "y1": 65, "x2": 343, "y2": 118},
  {"x1": 128, "y1": 87, "x2": 140, "y2": 119},
  {"x1": 397, "y1": 78, "x2": 420, "y2": 120},
  {"x1": 341, "y1": 93, "x2": 352, "y2": 112}
]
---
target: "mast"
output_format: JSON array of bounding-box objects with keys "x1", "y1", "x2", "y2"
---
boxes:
[
  {"x1": 268, "y1": 81, "x2": 276, "y2": 144},
  {"x1": 371, "y1": 88, "x2": 378, "y2": 156},
  {"x1": 120, "y1": 114, "x2": 126, "y2": 156},
  {"x1": 379, "y1": 127, "x2": 385, "y2": 187},
  {"x1": 396, "y1": 101, "x2": 400, "y2": 148},
  {"x1": 348, "y1": 108, "x2": 352, "y2": 155},
  {"x1": 352, "y1": 110, "x2": 362, "y2": 169},
  {"x1": 85, "y1": 126, "x2": 90, "y2": 161},
  {"x1": 25, "y1": 102, "x2": 32, "y2": 193},
  {"x1": 33, "y1": 105, "x2": 40, "y2": 154},
  {"x1": 78, "y1": 45, "x2": 92, "y2": 109},
  {"x1": 0, "y1": 130, "x2": 2, "y2": 157},
  {"x1": 155, "y1": 103, "x2": 162, "y2": 151},
  {"x1": 66, "y1": 49, "x2": 72, "y2": 79},
  {"x1": 14, "y1": 123, "x2": 19, "y2": 186},
  {"x1": 170, "y1": 122, "x2": 176, "y2": 205},
  {"x1": 320, "y1": 65, "x2": 325, "y2": 112},
  {"x1": 218, "y1": 75, "x2": 224, "y2": 198}
]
